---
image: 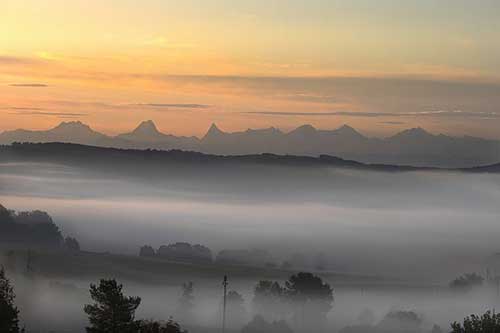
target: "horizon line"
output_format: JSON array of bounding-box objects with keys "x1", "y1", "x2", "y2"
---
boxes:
[{"x1": 0, "y1": 119, "x2": 493, "y2": 142}]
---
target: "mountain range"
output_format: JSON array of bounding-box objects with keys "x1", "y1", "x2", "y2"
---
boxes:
[{"x1": 1, "y1": 120, "x2": 499, "y2": 167}]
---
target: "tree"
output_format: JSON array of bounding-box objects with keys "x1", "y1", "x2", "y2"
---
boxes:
[
  {"x1": 84, "y1": 279, "x2": 141, "y2": 333},
  {"x1": 65, "y1": 237, "x2": 81, "y2": 252},
  {"x1": 0, "y1": 267, "x2": 22, "y2": 333},
  {"x1": 285, "y1": 272, "x2": 333, "y2": 311},
  {"x1": 16, "y1": 210, "x2": 64, "y2": 247},
  {"x1": 0, "y1": 205, "x2": 64, "y2": 248},
  {"x1": 138, "y1": 318, "x2": 187, "y2": 333},
  {"x1": 285, "y1": 272, "x2": 333, "y2": 330},
  {"x1": 451, "y1": 311, "x2": 500, "y2": 332},
  {"x1": 431, "y1": 324, "x2": 444, "y2": 333},
  {"x1": 157, "y1": 243, "x2": 212, "y2": 264},
  {"x1": 253, "y1": 281, "x2": 287, "y2": 320},
  {"x1": 450, "y1": 273, "x2": 484, "y2": 291},
  {"x1": 177, "y1": 281, "x2": 194, "y2": 320},
  {"x1": 226, "y1": 290, "x2": 246, "y2": 328},
  {"x1": 377, "y1": 311, "x2": 422, "y2": 333},
  {"x1": 0, "y1": 205, "x2": 15, "y2": 224},
  {"x1": 139, "y1": 245, "x2": 156, "y2": 257}
]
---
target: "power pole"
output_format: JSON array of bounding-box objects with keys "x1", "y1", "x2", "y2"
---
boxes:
[{"x1": 222, "y1": 275, "x2": 228, "y2": 333}]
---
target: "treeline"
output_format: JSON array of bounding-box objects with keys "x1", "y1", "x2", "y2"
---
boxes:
[
  {"x1": 140, "y1": 244, "x2": 330, "y2": 271},
  {"x1": 0, "y1": 204, "x2": 80, "y2": 251},
  {"x1": 1, "y1": 266, "x2": 500, "y2": 333},
  {"x1": 140, "y1": 243, "x2": 212, "y2": 264},
  {"x1": 0, "y1": 266, "x2": 186, "y2": 333},
  {"x1": 0, "y1": 268, "x2": 333, "y2": 333},
  {"x1": 140, "y1": 244, "x2": 276, "y2": 267},
  {"x1": 139, "y1": 244, "x2": 275, "y2": 267}
]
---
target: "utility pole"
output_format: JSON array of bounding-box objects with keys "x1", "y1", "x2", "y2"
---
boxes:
[{"x1": 222, "y1": 275, "x2": 228, "y2": 333}]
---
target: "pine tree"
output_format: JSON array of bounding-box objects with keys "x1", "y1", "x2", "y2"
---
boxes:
[{"x1": 84, "y1": 279, "x2": 141, "y2": 333}]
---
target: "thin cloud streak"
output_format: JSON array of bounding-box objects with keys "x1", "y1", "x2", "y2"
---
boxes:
[
  {"x1": 131, "y1": 103, "x2": 211, "y2": 109},
  {"x1": 380, "y1": 121, "x2": 406, "y2": 125},
  {"x1": 243, "y1": 110, "x2": 500, "y2": 119},
  {"x1": 9, "y1": 111, "x2": 87, "y2": 117},
  {"x1": 1, "y1": 107, "x2": 47, "y2": 111},
  {"x1": 9, "y1": 83, "x2": 48, "y2": 87},
  {"x1": 0, "y1": 56, "x2": 44, "y2": 65}
]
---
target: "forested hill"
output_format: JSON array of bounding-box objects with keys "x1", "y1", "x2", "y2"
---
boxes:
[{"x1": 0, "y1": 142, "x2": 430, "y2": 172}]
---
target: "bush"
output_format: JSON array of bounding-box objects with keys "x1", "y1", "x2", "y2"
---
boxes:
[{"x1": 451, "y1": 311, "x2": 500, "y2": 332}]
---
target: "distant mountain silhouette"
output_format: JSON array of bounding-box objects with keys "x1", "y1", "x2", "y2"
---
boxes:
[
  {"x1": 1, "y1": 120, "x2": 499, "y2": 167},
  {"x1": 115, "y1": 120, "x2": 199, "y2": 148},
  {"x1": 0, "y1": 121, "x2": 108, "y2": 146},
  {"x1": 117, "y1": 120, "x2": 164, "y2": 142}
]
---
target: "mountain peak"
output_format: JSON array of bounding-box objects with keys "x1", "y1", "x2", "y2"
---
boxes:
[
  {"x1": 392, "y1": 127, "x2": 434, "y2": 140},
  {"x1": 339, "y1": 124, "x2": 354, "y2": 131},
  {"x1": 208, "y1": 123, "x2": 221, "y2": 132},
  {"x1": 133, "y1": 120, "x2": 160, "y2": 134},
  {"x1": 53, "y1": 121, "x2": 92, "y2": 132},
  {"x1": 292, "y1": 124, "x2": 317, "y2": 134},
  {"x1": 336, "y1": 124, "x2": 360, "y2": 134},
  {"x1": 55, "y1": 120, "x2": 85, "y2": 127},
  {"x1": 401, "y1": 127, "x2": 430, "y2": 136},
  {"x1": 203, "y1": 123, "x2": 226, "y2": 140}
]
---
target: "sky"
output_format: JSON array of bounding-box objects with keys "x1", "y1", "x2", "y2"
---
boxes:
[{"x1": 2, "y1": 0, "x2": 500, "y2": 138}]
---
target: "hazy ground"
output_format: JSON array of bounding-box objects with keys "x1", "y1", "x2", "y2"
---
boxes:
[{"x1": 1, "y1": 161, "x2": 500, "y2": 332}]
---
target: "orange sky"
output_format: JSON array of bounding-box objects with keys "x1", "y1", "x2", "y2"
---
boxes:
[{"x1": 2, "y1": 0, "x2": 500, "y2": 138}]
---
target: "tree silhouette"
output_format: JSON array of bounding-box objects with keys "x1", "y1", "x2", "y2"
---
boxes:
[
  {"x1": 450, "y1": 273, "x2": 484, "y2": 291},
  {"x1": 377, "y1": 310, "x2": 422, "y2": 333},
  {"x1": 65, "y1": 237, "x2": 80, "y2": 252},
  {"x1": 0, "y1": 204, "x2": 14, "y2": 224},
  {"x1": 285, "y1": 272, "x2": 333, "y2": 330},
  {"x1": 451, "y1": 311, "x2": 500, "y2": 332},
  {"x1": 157, "y1": 243, "x2": 212, "y2": 264},
  {"x1": 84, "y1": 279, "x2": 141, "y2": 333},
  {"x1": 138, "y1": 318, "x2": 187, "y2": 333},
  {"x1": 0, "y1": 205, "x2": 64, "y2": 248},
  {"x1": 139, "y1": 245, "x2": 155, "y2": 257},
  {"x1": 177, "y1": 281, "x2": 194, "y2": 321},
  {"x1": 431, "y1": 324, "x2": 444, "y2": 333},
  {"x1": 226, "y1": 290, "x2": 246, "y2": 328},
  {"x1": 0, "y1": 266, "x2": 22, "y2": 333},
  {"x1": 285, "y1": 272, "x2": 333, "y2": 310},
  {"x1": 253, "y1": 280, "x2": 288, "y2": 320}
]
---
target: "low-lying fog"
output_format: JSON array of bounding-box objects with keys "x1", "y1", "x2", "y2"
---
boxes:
[{"x1": 1, "y1": 161, "x2": 500, "y2": 332}]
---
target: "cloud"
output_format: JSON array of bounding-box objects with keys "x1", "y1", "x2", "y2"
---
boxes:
[
  {"x1": 9, "y1": 83, "x2": 48, "y2": 87},
  {"x1": 130, "y1": 103, "x2": 211, "y2": 109},
  {"x1": 9, "y1": 111, "x2": 87, "y2": 117},
  {"x1": 381, "y1": 121, "x2": 405, "y2": 125},
  {"x1": 0, "y1": 56, "x2": 43, "y2": 65},
  {"x1": 278, "y1": 93, "x2": 342, "y2": 104},
  {"x1": 1, "y1": 107, "x2": 47, "y2": 111},
  {"x1": 243, "y1": 110, "x2": 500, "y2": 119}
]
